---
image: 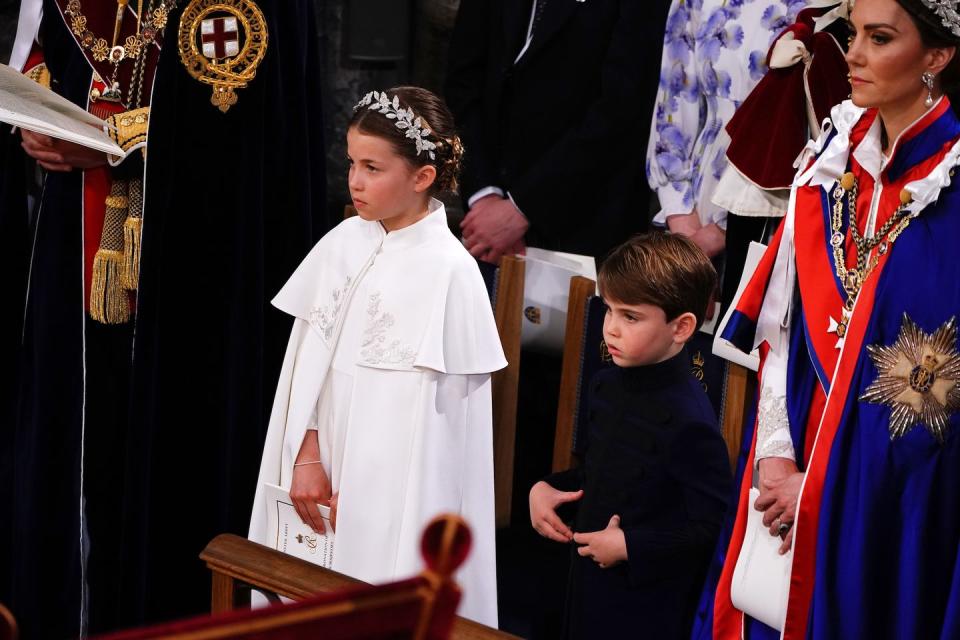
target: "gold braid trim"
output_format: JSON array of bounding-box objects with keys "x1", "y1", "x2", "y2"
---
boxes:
[
  {"x1": 106, "y1": 107, "x2": 150, "y2": 153},
  {"x1": 122, "y1": 179, "x2": 144, "y2": 290},
  {"x1": 90, "y1": 180, "x2": 131, "y2": 324},
  {"x1": 24, "y1": 63, "x2": 51, "y2": 89}
]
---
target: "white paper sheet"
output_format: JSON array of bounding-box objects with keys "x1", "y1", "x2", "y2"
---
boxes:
[
  {"x1": 712, "y1": 241, "x2": 765, "y2": 371},
  {"x1": 0, "y1": 63, "x2": 122, "y2": 155},
  {"x1": 519, "y1": 248, "x2": 597, "y2": 354}
]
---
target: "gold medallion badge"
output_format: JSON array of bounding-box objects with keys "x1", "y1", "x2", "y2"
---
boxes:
[
  {"x1": 178, "y1": 0, "x2": 268, "y2": 112},
  {"x1": 860, "y1": 314, "x2": 960, "y2": 443}
]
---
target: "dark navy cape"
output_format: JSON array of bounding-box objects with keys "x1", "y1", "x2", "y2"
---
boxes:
[{"x1": 2, "y1": 1, "x2": 327, "y2": 637}]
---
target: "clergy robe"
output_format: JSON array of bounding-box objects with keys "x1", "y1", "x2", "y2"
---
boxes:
[
  {"x1": 249, "y1": 200, "x2": 507, "y2": 628},
  {"x1": 4, "y1": 1, "x2": 326, "y2": 637},
  {"x1": 709, "y1": 98, "x2": 960, "y2": 639}
]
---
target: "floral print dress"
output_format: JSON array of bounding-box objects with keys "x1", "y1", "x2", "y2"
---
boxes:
[{"x1": 646, "y1": 0, "x2": 807, "y2": 229}]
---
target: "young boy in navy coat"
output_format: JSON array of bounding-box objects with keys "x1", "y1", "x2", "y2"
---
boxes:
[{"x1": 530, "y1": 232, "x2": 732, "y2": 639}]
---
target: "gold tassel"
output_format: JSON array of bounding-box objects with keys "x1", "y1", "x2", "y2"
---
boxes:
[
  {"x1": 122, "y1": 216, "x2": 142, "y2": 290},
  {"x1": 89, "y1": 249, "x2": 130, "y2": 324}
]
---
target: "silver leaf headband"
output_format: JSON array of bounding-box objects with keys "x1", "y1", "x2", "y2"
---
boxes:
[
  {"x1": 354, "y1": 91, "x2": 438, "y2": 161},
  {"x1": 920, "y1": 0, "x2": 960, "y2": 38}
]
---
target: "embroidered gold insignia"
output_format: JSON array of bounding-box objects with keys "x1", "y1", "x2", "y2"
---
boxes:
[
  {"x1": 860, "y1": 314, "x2": 960, "y2": 443},
  {"x1": 177, "y1": 0, "x2": 268, "y2": 112}
]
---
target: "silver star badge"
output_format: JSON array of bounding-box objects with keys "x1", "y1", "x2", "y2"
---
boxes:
[{"x1": 860, "y1": 314, "x2": 960, "y2": 443}]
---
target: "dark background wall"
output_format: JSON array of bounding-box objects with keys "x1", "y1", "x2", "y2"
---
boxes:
[
  {"x1": 0, "y1": 0, "x2": 463, "y2": 227},
  {"x1": 317, "y1": 0, "x2": 462, "y2": 225}
]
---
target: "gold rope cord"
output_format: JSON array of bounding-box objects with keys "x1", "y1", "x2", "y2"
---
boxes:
[{"x1": 122, "y1": 178, "x2": 144, "y2": 290}]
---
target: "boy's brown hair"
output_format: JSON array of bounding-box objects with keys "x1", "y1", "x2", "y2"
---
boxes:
[{"x1": 598, "y1": 232, "x2": 717, "y2": 330}]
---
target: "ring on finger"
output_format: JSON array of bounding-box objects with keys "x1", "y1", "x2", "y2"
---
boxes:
[{"x1": 778, "y1": 522, "x2": 791, "y2": 536}]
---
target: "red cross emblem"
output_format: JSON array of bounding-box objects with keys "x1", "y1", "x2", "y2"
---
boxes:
[{"x1": 200, "y1": 16, "x2": 240, "y2": 60}]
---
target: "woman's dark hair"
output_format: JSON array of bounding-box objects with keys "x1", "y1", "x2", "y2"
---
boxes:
[
  {"x1": 348, "y1": 86, "x2": 464, "y2": 195},
  {"x1": 898, "y1": 0, "x2": 960, "y2": 99}
]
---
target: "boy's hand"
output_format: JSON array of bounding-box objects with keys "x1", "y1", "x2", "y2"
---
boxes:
[
  {"x1": 573, "y1": 515, "x2": 627, "y2": 568},
  {"x1": 529, "y1": 480, "x2": 582, "y2": 543}
]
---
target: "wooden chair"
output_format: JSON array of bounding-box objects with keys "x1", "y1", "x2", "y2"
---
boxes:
[
  {"x1": 717, "y1": 363, "x2": 755, "y2": 471},
  {"x1": 551, "y1": 278, "x2": 747, "y2": 473},
  {"x1": 551, "y1": 276, "x2": 602, "y2": 472},
  {"x1": 95, "y1": 516, "x2": 516, "y2": 640},
  {"x1": 488, "y1": 256, "x2": 524, "y2": 527}
]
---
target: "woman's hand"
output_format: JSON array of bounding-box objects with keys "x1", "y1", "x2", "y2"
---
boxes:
[
  {"x1": 758, "y1": 456, "x2": 799, "y2": 491},
  {"x1": 20, "y1": 128, "x2": 108, "y2": 171},
  {"x1": 529, "y1": 480, "x2": 582, "y2": 543},
  {"x1": 690, "y1": 222, "x2": 726, "y2": 258},
  {"x1": 666, "y1": 210, "x2": 702, "y2": 237},
  {"x1": 289, "y1": 430, "x2": 331, "y2": 534},
  {"x1": 755, "y1": 458, "x2": 804, "y2": 554}
]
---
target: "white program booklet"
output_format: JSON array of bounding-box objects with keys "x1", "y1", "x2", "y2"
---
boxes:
[
  {"x1": 264, "y1": 483, "x2": 335, "y2": 569},
  {"x1": 712, "y1": 241, "x2": 765, "y2": 371},
  {"x1": 0, "y1": 63, "x2": 123, "y2": 155},
  {"x1": 520, "y1": 247, "x2": 597, "y2": 354}
]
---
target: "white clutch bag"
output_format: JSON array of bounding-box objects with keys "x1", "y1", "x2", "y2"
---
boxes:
[{"x1": 730, "y1": 487, "x2": 793, "y2": 631}]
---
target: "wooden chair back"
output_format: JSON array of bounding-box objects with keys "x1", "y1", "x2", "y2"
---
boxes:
[
  {"x1": 717, "y1": 362, "x2": 755, "y2": 471},
  {"x1": 488, "y1": 255, "x2": 524, "y2": 527},
  {"x1": 95, "y1": 516, "x2": 516, "y2": 640}
]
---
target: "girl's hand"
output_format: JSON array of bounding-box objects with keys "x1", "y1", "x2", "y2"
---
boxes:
[
  {"x1": 572, "y1": 515, "x2": 628, "y2": 568},
  {"x1": 290, "y1": 430, "x2": 331, "y2": 534}
]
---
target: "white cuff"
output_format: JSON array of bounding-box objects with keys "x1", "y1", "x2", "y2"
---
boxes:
[
  {"x1": 755, "y1": 387, "x2": 796, "y2": 462},
  {"x1": 653, "y1": 185, "x2": 694, "y2": 219},
  {"x1": 467, "y1": 186, "x2": 505, "y2": 208}
]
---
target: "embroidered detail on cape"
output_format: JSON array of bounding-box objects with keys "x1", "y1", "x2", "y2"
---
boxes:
[
  {"x1": 757, "y1": 387, "x2": 796, "y2": 460},
  {"x1": 360, "y1": 293, "x2": 416, "y2": 366},
  {"x1": 861, "y1": 314, "x2": 960, "y2": 443},
  {"x1": 309, "y1": 276, "x2": 352, "y2": 341}
]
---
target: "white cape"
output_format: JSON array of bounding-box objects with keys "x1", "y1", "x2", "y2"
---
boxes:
[{"x1": 249, "y1": 201, "x2": 507, "y2": 626}]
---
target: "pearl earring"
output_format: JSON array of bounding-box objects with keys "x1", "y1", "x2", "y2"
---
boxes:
[{"x1": 922, "y1": 71, "x2": 936, "y2": 108}]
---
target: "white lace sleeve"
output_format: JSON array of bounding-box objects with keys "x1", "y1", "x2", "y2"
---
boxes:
[{"x1": 756, "y1": 326, "x2": 796, "y2": 462}]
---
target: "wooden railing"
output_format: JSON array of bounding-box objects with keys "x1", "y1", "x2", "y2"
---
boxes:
[{"x1": 200, "y1": 534, "x2": 519, "y2": 640}]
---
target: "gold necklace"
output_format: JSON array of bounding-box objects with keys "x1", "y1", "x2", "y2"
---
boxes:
[
  {"x1": 63, "y1": 0, "x2": 177, "y2": 103},
  {"x1": 829, "y1": 171, "x2": 913, "y2": 338}
]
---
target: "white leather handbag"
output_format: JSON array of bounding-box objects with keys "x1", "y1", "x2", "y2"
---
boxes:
[{"x1": 730, "y1": 487, "x2": 793, "y2": 631}]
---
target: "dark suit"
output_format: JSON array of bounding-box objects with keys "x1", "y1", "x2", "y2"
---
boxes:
[
  {"x1": 545, "y1": 351, "x2": 732, "y2": 639},
  {"x1": 445, "y1": 0, "x2": 671, "y2": 260}
]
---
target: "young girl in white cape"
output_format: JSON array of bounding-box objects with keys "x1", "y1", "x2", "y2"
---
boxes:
[{"x1": 248, "y1": 86, "x2": 506, "y2": 626}]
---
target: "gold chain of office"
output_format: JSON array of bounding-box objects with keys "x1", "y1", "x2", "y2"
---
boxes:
[{"x1": 63, "y1": 0, "x2": 178, "y2": 64}]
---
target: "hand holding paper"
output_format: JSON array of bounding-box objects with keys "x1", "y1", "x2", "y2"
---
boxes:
[
  {"x1": 0, "y1": 63, "x2": 123, "y2": 156},
  {"x1": 21, "y1": 128, "x2": 108, "y2": 171}
]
